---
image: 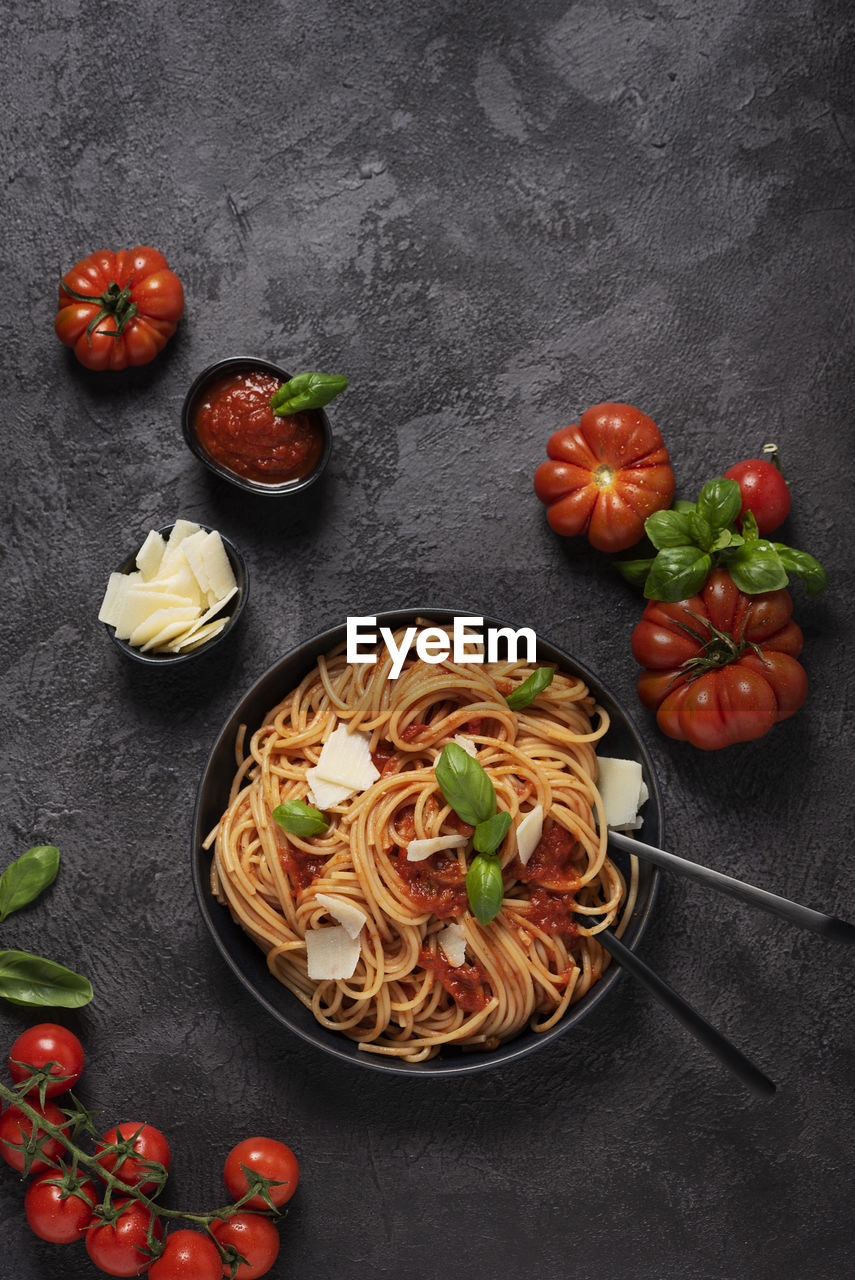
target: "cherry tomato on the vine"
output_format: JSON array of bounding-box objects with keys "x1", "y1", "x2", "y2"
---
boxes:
[
  {"x1": 95, "y1": 1122, "x2": 172, "y2": 1193},
  {"x1": 9, "y1": 1023, "x2": 85, "y2": 1097},
  {"x1": 0, "y1": 1099, "x2": 67, "y2": 1174},
  {"x1": 211, "y1": 1212, "x2": 280, "y2": 1280},
  {"x1": 148, "y1": 1229, "x2": 223, "y2": 1280},
  {"x1": 86, "y1": 1199, "x2": 163, "y2": 1277},
  {"x1": 723, "y1": 456, "x2": 791, "y2": 535},
  {"x1": 223, "y1": 1136, "x2": 299, "y2": 1210},
  {"x1": 24, "y1": 1169, "x2": 97, "y2": 1243}
]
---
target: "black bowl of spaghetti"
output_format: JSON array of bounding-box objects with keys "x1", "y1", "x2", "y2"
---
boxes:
[{"x1": 191, "y1": 609, "x2": 663, "y2": 1075}]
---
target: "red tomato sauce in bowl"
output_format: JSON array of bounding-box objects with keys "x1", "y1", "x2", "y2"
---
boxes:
[{"x1": 192, "y1": 368, "x2": 325, "y2": 485}]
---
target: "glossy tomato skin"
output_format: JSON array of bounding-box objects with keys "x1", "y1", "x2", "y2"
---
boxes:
[
  {"x1": 86, "y1": 1200, "x2": 163, "y2": 1277},
  {"x1": 723, "y1": 458, "x2": 791, "y2": 534},
  {"x1": 0, "y1": 1099, "x2": 67, "y2": 1174},
  {"x1": 632, "y1": 569, "x2": 807, "y2": 749},
  {"x1": 210, "y1": 1212, "x2": 280, "y2": 1280},
  {"x1": 534, "y1": 402, "x2": 675, "y2": 552},
  {"x1": 95, "y1": 1122, "x2": 171, "y2": 1194},
  {"x1": 25, "y1": 1169, "x2": 97, "y2": 1243},
  {"x1": 9, "y1": 1023, "x2": 84, "y2": 1097},
  {"x1": 223, "y1": 1137, "x2": 299, "y2": 1210},
  {"x1": 148, "y1": 1230, "x2": 223, "y2": 1280},
  {"x1": 55, "y1": 246, "x2": 184, "y2": 371}
]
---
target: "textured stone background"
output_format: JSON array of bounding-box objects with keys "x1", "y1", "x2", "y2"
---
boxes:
[{"x1": 2, "y1": 1, "x2": 854, "y2": 1277}]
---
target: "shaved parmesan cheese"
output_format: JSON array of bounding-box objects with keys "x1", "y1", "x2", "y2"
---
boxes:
[
  {"x1": 406, "y1": 833, "x2": 468, "y2": 863},
  {"x1": 436, "y1": 921, "x2": 467, "y2": 967},
  {"x1": 315, "y1": 893, "x2": 367, "y2": 939},
  {"x1": 305, "y1": 724, "x2": 380, "y2": 807},
  {"x1": 128, "y1": 605, "x2": 199, "y2": 649},
  {"x1": 305, "y1": 926, "x2": 361, "y2": 980},
  {"x1": 597, "y1": 757, "x2": 648, "y2": 830},
  {"x1": 306, "y1": 775, "x2": 355, "y2": 810},
  {"x1": 98, "y1": 573, "x2": 128, "y2": 627},
  {"x1": 165, "y1": 519, "x2": 201, "y2": 548},
  {"x1": 200, "y1": 530, "x2": 236, "y2": 601},
  {"x1": 135, "y1": 530, "x2": 166, "y2": 580},
  {"x1": 453, "y1": 734, "x2": 478, "y2": 757},
  {"x1": 516, "y1": 804, "x2": 544, "y2": 866},
  {"x1": 169, "y1": 617, "x2": 230, "y2": 652}
]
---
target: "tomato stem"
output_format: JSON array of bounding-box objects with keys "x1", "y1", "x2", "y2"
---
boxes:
[
  {"x1": 60, "y1": 277, "x2": 138, "y2": 345},
  {"x1": 762, "y1": 442, "x2": 782, "y2": 473}
]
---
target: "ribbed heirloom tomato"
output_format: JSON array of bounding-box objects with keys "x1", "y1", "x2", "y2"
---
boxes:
[
  {"x1": 55, "y1": 246, "x2": 184, "y2": 370},
  {"x1": 534, "y1": 402, "x2": 675, "y2": 552},
  {"x1": 632, "y1": 569, "x2": 807, "y2": 749}
]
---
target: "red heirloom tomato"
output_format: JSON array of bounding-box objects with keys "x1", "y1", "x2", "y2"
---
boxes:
[
  {"x1": 86, "y1": 1199, "x2": 163, "y2": 1277},
  {"x1": 223, "y1": 1136, "x2": 299, "y2": 1210},
  {"x1": 723, "y1": 456, "x2": 791, "y2": 534},
  {"x1": 55, "y1": 246, "x2": 184, "y2": 371},
  {"x1": 9, "y1": 1023, "x2": 84, "y2": 1097},
  {"x1": 25, "y1": 1169, "x2": 97, "y2": 1243},
  {"x1": 95, "y1": 1122, "x2": 172, "y2": 1193},
  {"x1": 0, "y1": 1099, "x2": 67, "y2": 1174},
  {"x1": 632, "y1": 568, "x2": 807, "y2": 749},
  {"x1": 534, "y1": 402, "x2": 675, "y2": 552},
  {"x1": 149, "y1": 1230, "x2": 223, "y2": 1280},
  {"x1": 210, "y1": 1212, "x2": 280, "y2": 1280}
]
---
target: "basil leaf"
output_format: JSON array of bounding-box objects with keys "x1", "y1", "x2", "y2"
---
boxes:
[
  {"x1": 473, "y1": 811, "x2": 512, "y2": 856},
  {"x1": 643, "y1": 547, "x2": 712, "y2": 602},
  {"x1": 740, "y1": 510, "x2": 760, "y2": 541},
  {"x1": 0, "y1": 950, "x2": 93, "y2": 1008},
  {"x1": 269, "y1": 372, "x2": 349, "y2": 416},
  {"x1": 465, "y1": 856, "x2": 504, "y2": 926},
  {"x1": 724, "y1": 541, "x2": 788, "y2": 594},
  {"x1": 614, "y1": 556, "x2": 655, "y2": 588},
  {"x1": 644, "y1": 509, "x2": 695, "y2": 550},
  {"x1": 435, "y1": 743, "x2": 496, "y2": 826},
  {"x1": 772, "y1": 544, "x2": 829, "y2": 597},
  {"x1": 505, "y1": 667, "x2": 554, "y2": 711},
  {"x1": 272, "y1": 800, "x2": 329, "y2": 838},
  {"x1": 696, "y1": 477, "x2": 742, "y2": 532},
  {"x1": 673, "y1": 499, "x2": 697, "y2": 515},
  {"x1": 687, "y1": 512, "x2": 714, "y2": 552},
  {"x1": 711, "y1": 529, "x2": 743, "y2": 552},
  {"x1": 0, "y1": 845, "x2": 60, "y2": 923}
]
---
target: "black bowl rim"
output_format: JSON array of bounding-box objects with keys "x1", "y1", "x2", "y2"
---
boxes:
[
  {"x1": 181, "y1": 356, "x2": 333, "y2": 497},
  {"x1": 105, "y1": 522, "x2": 249, "y2": 667},
  {"x1": 191, "y1": 607, "x2": 663, "y2": 1076}
]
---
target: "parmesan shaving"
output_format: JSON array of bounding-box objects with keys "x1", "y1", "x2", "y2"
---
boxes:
[
  {"x1": 406, "y1": 833, "x2": 468, "y2": 862},
  {"x1": 305, "y1": 926, "x2": 362, "y2": 980}
]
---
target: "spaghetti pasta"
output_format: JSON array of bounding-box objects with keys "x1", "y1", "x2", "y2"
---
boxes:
[{"x1": 205, "y1": 622, "x2": 639, "y2": 1061}]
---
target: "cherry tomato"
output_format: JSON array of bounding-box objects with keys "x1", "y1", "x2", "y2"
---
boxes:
[
  {"x1": 55, "y1": 246, "x2": 184, "y2": 371},
  {"x1": 210, "y1": 1212, "x2": 280, "y2": 1280},
  {"x1": 24, "y1": 1169, "x2": 97, "y2": 1243},
  {"x1": 149, "y1": 1230, "x2": 223, "y2": 1280},
  {"x1": 723, "y1": 457, "x2": 791, "y2": 534},
  {"x1": 86, "y1": 1199, "x2": 163, "y2": 1277},
  {"x1": 0, "y1": 1099, "x2": 67, "y2": 1174},
  {"x1": 632, "y1": 568, "x2": 807, "y2": 749},
  {"x1": 534, "y1": 402, "x2": 675, "y2": 552},
  {"x1": 9, "y1": 1023, "x2": 84, "y2": 1097},
  {"x1": 95, "y1": 1122, "x2": 171, "y2": 1194},
  {"x1": 223, "y1": 1137, "x2": 299, "y2": 1210}
]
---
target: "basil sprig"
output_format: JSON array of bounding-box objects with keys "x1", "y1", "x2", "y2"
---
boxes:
[
  {"x1": 616, "y1": 476, "x2": 828, "y2": 601},
  {"x1": 272, "y1": 800, "x2": 329, "y2": 837},
  {"x1": 0, "y1": 844, "x2": 60, "y2": 922},
  {"x1": 269, "y1": 371, "x2": 349, "y2": 416},
  {"x1": 435, "y1": 743, "x2": 508, "y2": 925},
  {"x1": 505, "y1": 667, "x2": 554, "y2": 711}
]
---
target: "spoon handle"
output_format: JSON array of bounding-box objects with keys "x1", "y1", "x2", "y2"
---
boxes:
[
  {"x1": 608, "y1": 829, "x2": 855, "y2": 943},
  {"x1": 596, "y1": 926, "x2": 776, "y2": 1098}
]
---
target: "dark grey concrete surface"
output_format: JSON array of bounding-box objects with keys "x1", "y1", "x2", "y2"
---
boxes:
[{"x1": 2, "y1": 1, "x2": 853, "y2": 1277}]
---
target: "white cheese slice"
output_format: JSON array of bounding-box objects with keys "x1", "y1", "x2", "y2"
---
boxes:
[
  {"x1": 135, "y1": 530, "x2": 166, "y2": 580},
  {"x1": 314, "y1": 893, "x2": 367, "y2": 940},
  {"x1": 163, "y1": 586, "x2": 238, "y2": 650},
  {"x1": 168, "y1": 616, "x2": 230, "y2": 653},
  {"x1": 516, "y1": 804, "x2": 544, "y2": 866},
  {"x1": 406, "y1": 833, "x2": 468, "y2": 863},
  {"x1": 436, "y1": 921, "x2": 467, "y2": 967},
  {"x1": 165, "y1": 519, "x2": 201, "y2": 548},
  {"x1": 140, "y1": 618, "x2": 204, "y2": 653},
  {"x1": 177, "y1": 529, "x2": 213, "y2": 594},
  {"x1": 305, "y1": 926, "x2": 361, "y2": 980},
  {"x1": 148, "y1": 562, "x2": 205, "y2": 607},
  {"x1": 98, "y1": 573, "x2": 129, "y2": 627},
  {"x1": 306, "y1": 776, "x2": 355, "y2": 810},
  {"x1": 597, "y1": 757, "x2": 648, "y2": 829},
  {"x1": 307, "y1": 725, "x2": 380, "y2": 796},
  {"x1": 128, "y1": 605, "x2": 199, "y2": 649},
  {"x1": 453, "y1": 734, "x2": 478, "y2": 757},
  {"x1": 199, "y1": 530, "x2": 236, "y2": 601}
]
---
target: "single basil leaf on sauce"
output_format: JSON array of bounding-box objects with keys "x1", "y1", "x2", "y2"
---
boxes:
[
  {"x1": 0, "y1": 950, "x2": 93, "y2": 1009},
  {"x1": 724, "y1": 541, "x2": 788, "y2": 594},
  {"x1": 643, "y1": 547, "x2": 712, "y2": 602},
  {"x1": 269, "y1": 372, "x2": 349, "y2": 416},
  {"x1": 465, "y1": 855, "x2": 504, "y2": 926},
  {"x1": 772, "y1": 544, "x2": 829, "y2": 597},
  {"x1": 696, "y1": 477, "x2": 742, "y2": 533},
  {"x1": 435, "y1": 743, "x2": 496, "y2": 827},
  {"x1": 0, "y1": 845, "x2": 61, "y2": 923},
  {"x1": 505, "y1": 667, "x2": 555, "y2": 711},
  {"x1": 473, "y1": 811, "x2": 512, "y2": 857},
  {"x1": 272, "y1": 800, "x2": 329, "y2": 838},
  {"x1": 644, "y1": 509, "x2": 695, "y2": 550}
]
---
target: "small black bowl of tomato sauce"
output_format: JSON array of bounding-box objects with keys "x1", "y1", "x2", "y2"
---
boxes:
[{"x1": 182, "y1": 357, "x2": 332, "y2": 496}]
